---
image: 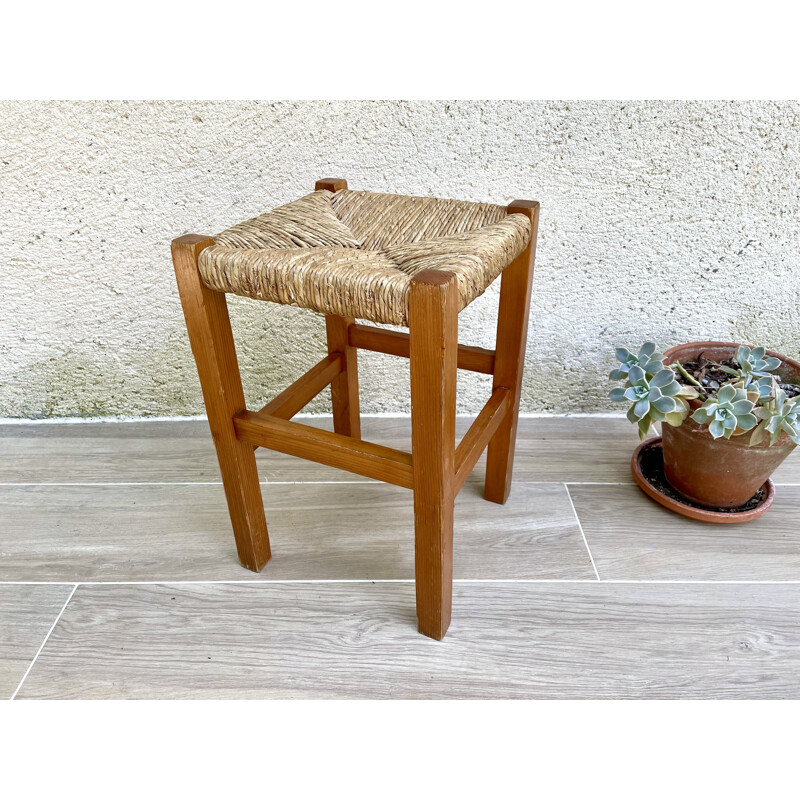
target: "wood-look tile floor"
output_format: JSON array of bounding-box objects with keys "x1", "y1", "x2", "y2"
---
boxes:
[{"x1": 2, "y1": 416, "x2": 799, "y2": 699}]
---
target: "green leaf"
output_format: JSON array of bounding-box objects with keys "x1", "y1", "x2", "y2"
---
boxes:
[
  {"x1": 628, "y1": 365, "x2": 646, "y2": 385},
  {"x1": 633, "y1": 398, "x2": 650, "y2": 419},
  {"x1": 731, "y1": 399, "x2": 755, "y2": 415},
  {"x1": 609, "y1": 387, "x2": 627, "y2": 402},
  {"x1": 709, "y1": 419, "x2": 725, "y2": 439},
  {"x1": 660, "y1": 380, "x2": 681, "y2": 397},
  {"x1": 639, "y1": 342, "x2": 656, "y2": 358},
  {"x1": 692, "y1": 407, "x2": 713, "y2": 424},
  {"x1": 615, "y1": 347, "x2": 634, "y2": 364},
  {"x1": 652, "y1": 395, "x2": 677, "y2": 413},
  {"x1": 736, "y1": 345, "x2": 749, "y2": 364},
  {"x1": 737, "y1": 413, "x2": 758, "y2": 431},
  {"x1": 650, "y1": 369, "x2": 674, "y2": 388},
  {"x1": 609, "y1": 368, "x2": 628, "y2": 381},
  {"x1": 717, "y1": 384, "x2": 736, "y2": 404},
  {"x1": 763, "y1": 357, "x2": 781, "y2": 371},
  {"x1": 722, "y1": 414, "x2": 738, "y2": 431}
]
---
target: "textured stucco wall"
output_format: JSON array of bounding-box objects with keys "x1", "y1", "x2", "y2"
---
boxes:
[{"x1": 1, "y1": 101, "x2": 799, "y2": 418}]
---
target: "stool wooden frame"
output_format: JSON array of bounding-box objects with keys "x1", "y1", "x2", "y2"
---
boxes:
[{"x1": 172, "y1": 179, "x2": 539, "y2": 640}]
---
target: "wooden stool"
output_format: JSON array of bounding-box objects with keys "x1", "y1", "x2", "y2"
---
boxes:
[{"x1": 172, "y1": 180, "x2": 539, "y2": 639}]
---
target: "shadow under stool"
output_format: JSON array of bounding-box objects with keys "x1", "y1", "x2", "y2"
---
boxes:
[{"x1": 172, "y1": 178, "x2": 540, "y2": 639}]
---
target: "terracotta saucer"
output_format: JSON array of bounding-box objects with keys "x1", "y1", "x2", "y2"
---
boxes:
[{"x1": 630, "y1": 437, "x2": 774, "y2": 523}]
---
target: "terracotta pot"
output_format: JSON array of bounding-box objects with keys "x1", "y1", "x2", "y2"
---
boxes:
[{"x1": 661, "y1": 341, "x2": 800, "y2": 508}]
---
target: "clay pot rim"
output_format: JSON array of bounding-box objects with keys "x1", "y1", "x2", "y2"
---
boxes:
[
  {"x1": 630, "y1": 436, "x2": 775, "y2": 523},
  {"x1": 663, "y1": 340, "x2": 800, "y2": 373}
]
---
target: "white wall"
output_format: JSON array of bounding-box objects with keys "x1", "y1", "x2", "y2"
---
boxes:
[{"x1": 2, "y1": 101, "x2": 798, "y2": 418}]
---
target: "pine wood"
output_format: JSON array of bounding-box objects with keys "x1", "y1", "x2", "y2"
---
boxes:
[
  {"x1": 258, "y1": 353, "x2": 343, "y2": 420},
  {"x1": 314, "y1": 178, "x2": 348, "y2": 193},
  {"x1": 315, "y1": 180, "x2": 362, "y2": 438},
  {"x1": 454, "y1": 387, "x2": 511, "y2": 493},
  {"x1": 349, "y1": 323, "x2": 495, "y2": 374},
  {"x1": 325, "y1": 316, "x2": 361, "y2": 438},
  {"x1": 485, "y1": 200, "x2": 540, "y2": 504},
  {"x1": 409, "y1": 269, "x2": 458, "y2": 640},
  {"x1": 234, "y1": 411, "x2": 414, "y2": 488},
  {"x1": 171, "y1": 234, "x2": 271, "y2": 572}
]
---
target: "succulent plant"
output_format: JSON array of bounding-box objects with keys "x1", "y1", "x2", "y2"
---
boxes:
[
  {"x1": 721, "y1": 345, "x2": 782, "y2": 394},
  {"x1": 610, "y1": 341, "x2": 797, "y2": 447},
  {"x1": 609, "y1": 365, "x2": 693, "y2": 439},
  {"x1": 750, "y1": 387, "x2": 800, "y2": 447},
  {"x1": 609, "y1": 342, "x2": 665, "y2": 381},
  {"x1": 748, "y1": 375, "x2": 778, "y2": 401},
  {"x1": 690, "y1": 384, "x2": 757, "y2": 440}
]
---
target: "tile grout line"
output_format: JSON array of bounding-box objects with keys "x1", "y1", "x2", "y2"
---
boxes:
[
  {"x1": 2, "y1": 480, "x2": 799, "y2": 487},
  {"x1": 563, "y1": 483, "x2": 601, "y2": 581},
  {"x1": 5, "y1": 578, "x2": 800, "y2": 586},
  {"x1": 10, "y1": 583, "x2": 78, "y2": 701},
  {"x1": 6, "y1": 480, "x2": 800, "y2": 488}
]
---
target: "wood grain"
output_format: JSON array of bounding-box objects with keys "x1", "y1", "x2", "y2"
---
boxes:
[
  {"x1": 0, "y1": 482, "x2": 590, "y2": 582},
  {"x1": 454, "y1": 388, "x2": 511, "y2": 492},
  {"x1": 172, "y1": 234, "x2": 271, "y2": 571},
  {"x1": 258, "y1": 353, "x2": 343, "y2": 420},
  {"x1": 409, "y1": 270, "x2": 458, "y2": 639},
  {"x1": 0, "y1": 584, "x2": 73, "y2": 698},
  {"x1": 485, "y1": 201, "x2": 539, "y2": 504},
  {"x1": 571, "y1": 483, "x2": 800, "y2": 580},
  {"x1": 325, "y1": 315, "x2": 361, "y2": 438},
  {"x1": 18, "y1": 582, "x2": 800, "y2": 699},
  {"x1": 349, "y1": 323, "x2": 495, "y2": 374},
  {"x1": 234, "y1": 411, "x2": 413, "y2": 488}
]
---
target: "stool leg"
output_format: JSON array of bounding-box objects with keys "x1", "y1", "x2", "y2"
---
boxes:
[
  {"x1": 172, "y1": 235, "x2": 271, "y2": 572},
  {"x1": 485, "y1": 202, "x2": 540, "y2": 504},
  {"x1": 410, "y1": 270, "x2": 458, "y2": 640},
  {"x1": 325, "y1": 315, "x2": 361, "y2": 439}
]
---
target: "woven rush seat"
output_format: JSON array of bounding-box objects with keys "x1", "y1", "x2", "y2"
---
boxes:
[{"x1": 198, "y1": 189, "x2": 532, "y2": 325}]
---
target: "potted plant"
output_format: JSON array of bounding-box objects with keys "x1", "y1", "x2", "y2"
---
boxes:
[{"x1": 609, "y1": 341, "x2": 800, "y2": 512}]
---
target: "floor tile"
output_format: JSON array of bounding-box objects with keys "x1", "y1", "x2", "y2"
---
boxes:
[
  {"x1": 0, "y1": 415, "x2": 674, "y2": 485},
  {"x1": 0, "y1": 584, "x2": 73, "y2": 698},
  {"x1": 0, "y1": 482, "x2": 593, "y2": 581},
  {"x1": 571, "y1": 483, "x2": 800, "y2": 580},
  {"x1": 18, "y1": 582, "x2": 800, "y2": 699}
]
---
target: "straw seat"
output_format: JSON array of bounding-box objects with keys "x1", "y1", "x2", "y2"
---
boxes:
[{"x1": 198, "y1": 189, "x2": 532, "y2": 325}]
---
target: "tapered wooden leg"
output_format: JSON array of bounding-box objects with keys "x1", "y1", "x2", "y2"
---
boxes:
[
  {"x1": 172, "y1": 234, "x2": 271, "y2": 572},
  {"x1": 485, "y1": 201, "x2": 540, "y2": 504},
  {"x1": 410, "y1": 270, "x2": 458, "y2": 640},
  {"x1": 325, "y1": 315, "x2": 361, "y2": 439}
]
